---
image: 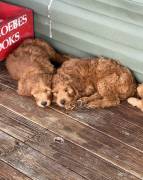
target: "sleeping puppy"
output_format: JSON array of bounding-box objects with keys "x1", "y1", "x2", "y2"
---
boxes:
[
  {"x1": 6, "y1": 38, "x2": 62, "y2": 107},
  {"x1": 52, "y1": 57, "x2": 136, "y2": 109}
]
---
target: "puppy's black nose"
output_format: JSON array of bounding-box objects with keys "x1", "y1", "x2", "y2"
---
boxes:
[
  {"x1": 41, "y1": 101, "x2": 47, "y2": 106},
  {"x1": 60, "y1": 99, "x2": 65, "y2": 105}
]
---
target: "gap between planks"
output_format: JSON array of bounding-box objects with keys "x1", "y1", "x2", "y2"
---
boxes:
[{"x1": 0, "y1": 104, "x2": 141, "y2": 179}]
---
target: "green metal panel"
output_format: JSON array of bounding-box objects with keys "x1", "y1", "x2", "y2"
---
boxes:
[
  {"x1": 60, "y1": 0, "x2": 143, "y2": 26},
  {"x1": 36, "y1": 32, "x2": 91, "y2": 57},
  {"x1": 2, "y1": 0, "x2": 143, "y2": 82}
]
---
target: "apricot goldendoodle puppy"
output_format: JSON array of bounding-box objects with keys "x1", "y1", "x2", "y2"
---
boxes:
[
  {"x1": 52, "y1": 57, "x2": 136, "y2": 110},
  {"x1": 6, "y1": 38, "x2": 63, "y2": 107}
]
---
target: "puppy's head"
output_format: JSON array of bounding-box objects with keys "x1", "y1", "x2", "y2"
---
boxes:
[
  {"x1": 52, "y1": 81, "x2": 76, "y2": 109},
  {"x1": 31, "y1": 85, "x2": 52, "y2": 107},
  {"x1": 18, "y1": 72, "x2": 53, "y2": 108}
]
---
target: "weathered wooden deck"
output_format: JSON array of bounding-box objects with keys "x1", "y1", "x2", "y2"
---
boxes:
[{"x1": 0, "y1": 63, "x2": 143, "y2": 180}]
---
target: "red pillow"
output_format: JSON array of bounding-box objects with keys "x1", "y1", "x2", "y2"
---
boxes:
[{"x1": 0, "y1": 2, "x2": 34, "y2": 61}]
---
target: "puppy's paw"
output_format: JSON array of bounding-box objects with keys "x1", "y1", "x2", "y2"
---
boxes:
[
  {"x1": 77, "y1": 97, "x2": 89, "y2": 107},
  {"x1": 85, "y1": 102, "x2": 98, "y2": 109},
  {"x1": 65, "y1": 104, "x2": 75, "y2": 110},
  {"x1": 76, "y1": 99, "x2": 84, "y2": 107}
]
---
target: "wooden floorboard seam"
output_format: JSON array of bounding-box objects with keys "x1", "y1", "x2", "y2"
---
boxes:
[
  {"x1": 0, "y1": 107, "x2": 139, "y2": 179},
  {"x1": 49, "y1": 106, "x2": 143, "y2": 154},
  {"x1": 0, "y1": 159, "x2": 33, "y2": 180},
  {"x1": 24, "y1": 142, "x2": 92, "y2": 180},
  {"x1": 0, "y1": 125, "x2": 90, "y2": 180},
  {"x1": 0, "y1": 105, "x2": 46, "y2": 134},
  {"x1": 25, "y1": 131, "x2": 113, "y2": 180},
  {"x1": 0, "y1": 97, "x2": 142, "y2": 178},
  {"x1": 0, "y1": 130, "x2": 87, "y2": 180}
]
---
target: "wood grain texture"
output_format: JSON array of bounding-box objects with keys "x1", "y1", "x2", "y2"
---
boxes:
[
  {"x1": 0, "y1": 75, "x2": 17, "y2": 89},
  {"x1": 0, "y1": 160, "x2": 31, "y2": 180},
  {"x1": 26, "y1": 130, "x2": 139, "y2": 180},
  {"x1": 111, "y1": 102, "x2": 143, "y2": 128},
  {"x1": 0, "y1": 109, "x2": 109, "y2": 179},
  {"x1": 0, "y1": 84, "x2": 142, "y2": 179},
  {"x1": 0, "y1": 130, "x2": 19, "y2": 157},
  {"x1": 0, "y1": 107, "x2": 35, "y2": 142},
  {"x1": 0, "y1": 130, "x2": 85, "y2": 180},
  {"x1": 56, "y1": 105, "x2": 143, "y2": 152},
  {"x1": 0, "y1": 105, "x2": 45, "y2": 142}
]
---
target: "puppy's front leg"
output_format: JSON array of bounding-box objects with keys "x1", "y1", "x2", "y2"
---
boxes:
[
  {"x1": 77, "y1": 93, "x2": 101, "y2": 107},
  {"x1": 65, "y1": 102, "x2": 76, "y2": 110},
  {"x1": 85, "y1": 97, "x2": 120, "y2": 109}
]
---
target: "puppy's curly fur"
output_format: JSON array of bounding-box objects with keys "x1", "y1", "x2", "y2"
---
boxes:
[
  {"x1": 6, "y1": 38, "x2": 63, "y2": 107},
  {"x1": 52, "y1": 57, "x2": 136, "y2": 109}
]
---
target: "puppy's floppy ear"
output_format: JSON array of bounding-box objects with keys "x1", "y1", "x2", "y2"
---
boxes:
[{"x1": 17, "y1": 78, "x2": 31, "y2": 96}]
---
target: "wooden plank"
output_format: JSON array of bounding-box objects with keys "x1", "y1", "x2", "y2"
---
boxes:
[
  {"x1": 0, "y1": 88, "x2": 133, "y2": 179},
  {"x1": 0, "y1": 101, "x2": 110, "y2": 178},
  {"x1": 0, "y1": 65, "x2": 17, "y2": 89},
  {"x1": 0, "y1": 105, "x2": 45, "y2": 142},
  {"x1": 0, "y1": 160, "x2": 31, "y2": 180},
  {"x1": 55, "y1": 105, "x2": 143, "y2": 152},
  {"x1": 0, "y1": 85, "x2": 142, "y2": 178},
  {"x1": 0, "y1": 108, "x2": 112, "y2": 179},
  {"x1": 111, "y1": 102, "x2": 143, "y2": 128},
  {"x1": 0, "y1": 130, "x2": 85, "y2": 180},
  {"x1": 0, "y1": 106, "x2": 35, "y2": 142},
  {"x1": 26, "y1": 130, "x2": 139, "y2": 180},
  {"x1": 0, "y1": 130, "x2": 19, "y2": 157},
  {"x1": 0, "y1": 93, "x2": 137, "y2": 179}
]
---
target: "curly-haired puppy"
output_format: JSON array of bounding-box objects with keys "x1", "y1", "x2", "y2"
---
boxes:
[
  {"x1": 52, "y1": 57, "x2": 136, "y2": 109},
  {"x1": 6, "y1": 38, "x2": 63, "y2": 107}
]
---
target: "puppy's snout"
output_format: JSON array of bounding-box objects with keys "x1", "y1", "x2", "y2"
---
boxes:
[
  {"x1": 41, "y1": 101, "x2": 47, "y2": 107},
  {"x1": 60, "y1": 99, "x2": 65, "y2": 106}
]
